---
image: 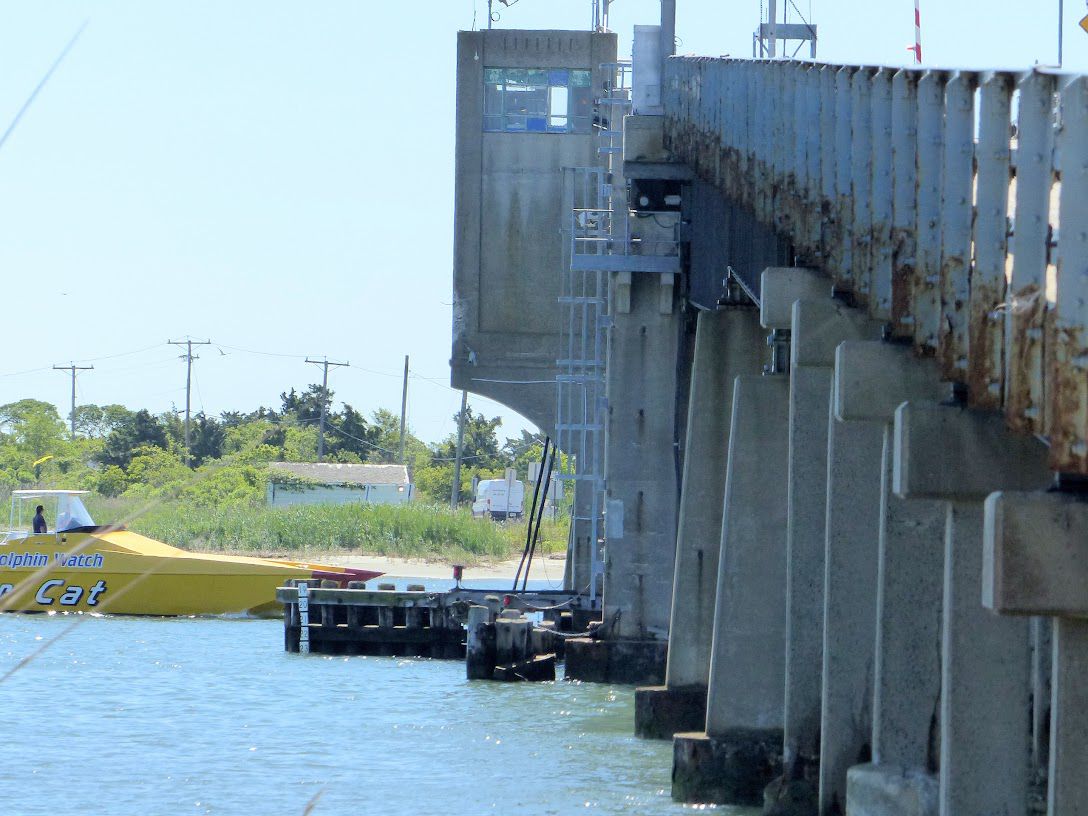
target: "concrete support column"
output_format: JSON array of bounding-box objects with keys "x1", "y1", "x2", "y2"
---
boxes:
[
  {"x1": 781, "y1": 302, "x2": 878, "y2": 780},
  {"x1": 816, "y1": 395, "x2": 884, "y2": 816},
  {"x1": 870, "y1": 449, "x2": 944, "y2": 776},
  {"x1": 566, "y1": 271, "x2": 680, "y2": 684},
  {"x1": 672, "y1": 374, "x2": 791, "y2": 806},
  {"x1": 894, "y1": 402, "x2": 1051, "y2": 816},
  {"x1": 941, "y1": 500, "x2": 1031, "y2": 816},
  {"x1": 984, "y1": 489, "x2": 1088, "y2": 816},
  {"x1": 824, "y1": 341, "x2": 946, "y2": 816},
  {"x1": 1049, "y1": 617, "x2": 1088, "y2": 816},
  {"x1": 636, "y1": 306, "x2": 765, "y2": 739}
]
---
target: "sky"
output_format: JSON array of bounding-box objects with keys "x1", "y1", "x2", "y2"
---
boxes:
[{"x1": 0, "y1": 0, "x2": 1085, "y2": 444}]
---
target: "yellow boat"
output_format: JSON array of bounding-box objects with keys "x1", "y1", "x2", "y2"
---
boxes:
[{"x1": 0, "y1": 490, "x2": 381, "y2": 617}]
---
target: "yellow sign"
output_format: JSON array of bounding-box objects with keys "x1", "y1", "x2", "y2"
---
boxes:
[{"x1": 1080, "y1": 13, "x2": 1088, "y2": 35}]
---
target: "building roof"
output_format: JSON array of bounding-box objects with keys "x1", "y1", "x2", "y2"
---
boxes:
[{"x1": 267, "y1": 462, "x2": 410, "y2": 486}]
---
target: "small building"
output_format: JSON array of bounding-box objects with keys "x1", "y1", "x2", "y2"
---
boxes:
[{"x1": 266, "y1": 462, "x2": 414, "y2": 508}]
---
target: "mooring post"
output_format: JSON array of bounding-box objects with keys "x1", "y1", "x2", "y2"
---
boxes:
[
  {"x1": 466, "y1": 604, "x2": 495, "y2": 680},
  {"x1": 298, "y1": 582, "x2": 310, "y2": 655}
]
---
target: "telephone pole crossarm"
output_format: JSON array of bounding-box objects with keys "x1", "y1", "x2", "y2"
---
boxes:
[
  {"x1": 53, "y1": 362, "x2": 94, "y2": 437},
  {"x1": 305, "y1": 357, "x2": 349, "y2": 462},
  {"x1": 169, "y1": 338, "x2": 212, "y2": 466}
]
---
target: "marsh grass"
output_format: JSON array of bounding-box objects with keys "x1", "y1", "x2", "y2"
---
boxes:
[{"x1": 85, "y1": 497, "x2": 567, "y2": 566}]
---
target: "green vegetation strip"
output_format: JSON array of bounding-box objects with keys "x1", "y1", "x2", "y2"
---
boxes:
[{"x1": 91, "y1": 500, "x2": 566, "y2": 566}]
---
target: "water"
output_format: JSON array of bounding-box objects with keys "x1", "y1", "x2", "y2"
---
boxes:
[{"x1": 0, "y1": 611, "x2": 752, "y2": 815}]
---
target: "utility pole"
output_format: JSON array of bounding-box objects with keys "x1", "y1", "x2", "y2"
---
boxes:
[
  {"x1": 399, "y1": 355, "x2": 409, "y2": 464},
  {"x1": 53, "y1": 362, "x2": 93, "y2": 437},
  {"x1": 305, "y1": 356, "x2": 348, "y2": 462},
  {"x1": 169, "y1": 338, "x2": 211, "y2": 466},
  {"x1": 451, "y1": 390, "x2": 469, "y2": 509}
]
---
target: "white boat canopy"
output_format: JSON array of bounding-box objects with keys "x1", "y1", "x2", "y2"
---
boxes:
[{"x1": 8, "y1": 490, "x2": 95, "y2": 537}]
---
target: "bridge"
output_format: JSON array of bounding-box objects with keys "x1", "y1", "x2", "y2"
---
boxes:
[{"x1": 452, "y1": 19, "x2": 1088, "y2": 816}]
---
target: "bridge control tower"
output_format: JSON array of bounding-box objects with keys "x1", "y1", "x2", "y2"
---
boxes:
[{"x1": 451, "y1": 28, "x2": 617, "y2": 432}]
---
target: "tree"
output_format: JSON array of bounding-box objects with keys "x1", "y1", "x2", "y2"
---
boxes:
[
  {"x1": 282, "y1": 425, "x2": 318, "y2": 462},
  {"x1": 503, "y1": 430, "x2": 548, "y2": 478},
  {"x1": 97, "y1": 410, "x2": 169, "y2": 469},
  {"x1": 280, "y1": 384, "x2": 330, "y2": 425},
  {"x1": 222, "y1": 419, "x2": 280, "y2": 462},
  {"x1": 189, "y1": 412, "x2": 225, "y2": 467},
  {"x1": 73, "y1": 404, "x2": 134, "y2": 438},
  {"x1": 0, "y1": 399, "x2": 67, "y2": 464},
  {"x1": 369, "y1": 408, "x2": 430, "y2": 474},
  {"x1": 432, "y1": 407, "x2": 504, "y2": 470},
  {"x1": 412, "y1": 407, "x2": 505, "y2": 503},
  {"x1": 327, "y1": 403, "x2": 378, "y2": 461},
  {"x1": 123, "y1": 446, "x2": 190, "y2": 496}
]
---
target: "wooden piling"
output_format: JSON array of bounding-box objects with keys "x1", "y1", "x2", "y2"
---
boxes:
[{"x1": 466, "y1": 605, "x2": 496, "y2": 679}]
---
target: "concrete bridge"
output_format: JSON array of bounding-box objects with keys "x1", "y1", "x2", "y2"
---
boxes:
[{"x1": 452, "y1": 23, "x2": 1088, "y2": 816}]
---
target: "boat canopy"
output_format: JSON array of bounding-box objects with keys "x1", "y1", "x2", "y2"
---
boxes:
[{"x1": 7, "y1": 489, "x2": 95, "y2": 538}]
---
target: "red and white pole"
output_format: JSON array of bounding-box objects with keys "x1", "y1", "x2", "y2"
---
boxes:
[{"x1": 913, "y1": 0, "x2": 923, "y2": 63}]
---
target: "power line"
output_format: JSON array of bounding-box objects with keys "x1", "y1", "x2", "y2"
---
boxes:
[
  {"x1": 216, "y1": 343, "x2": 308, "y2": 359},
  {"x1": 75, "y1": 342, "x2": 168, "y2": 363}
]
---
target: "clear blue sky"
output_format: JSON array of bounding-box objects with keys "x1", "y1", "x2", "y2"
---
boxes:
[{"x1": 0, "y1": 1, "x2": 1082, "y2": 443}]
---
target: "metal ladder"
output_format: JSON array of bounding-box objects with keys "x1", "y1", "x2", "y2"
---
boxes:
[{"x1": 556, "y1": 62, "x2": 631, "y2": 605}]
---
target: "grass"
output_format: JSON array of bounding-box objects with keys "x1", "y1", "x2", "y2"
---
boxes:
[{"x1": 85, "y1": 497, "x2": 568, "y2": 566}]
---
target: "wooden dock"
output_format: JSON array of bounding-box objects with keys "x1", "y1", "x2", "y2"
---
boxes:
[{"x1": 278, "y1": 581, "x2": 598, "y2": 659}]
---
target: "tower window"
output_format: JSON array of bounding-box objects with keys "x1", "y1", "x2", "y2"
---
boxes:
[{"x1": 484, "y1": 68, "x2": 593, "y2": 133}]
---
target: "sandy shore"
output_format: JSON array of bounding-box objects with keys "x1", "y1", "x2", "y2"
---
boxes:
[{"x1": 318, "y1": 552, "x2": 568, "y2": 581}]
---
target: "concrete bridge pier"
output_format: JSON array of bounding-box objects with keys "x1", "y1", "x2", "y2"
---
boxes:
[
  {"x1": 780, "y1": 299, "x2": 879, "y2": 783},
  {"x1": 814, "y1": 370, "x2": 886, "y2": 815},
  {"x1": 672, "y1": 373, "x2": 790, "y2": 806},
  {"x1": 891, "y1": 401, "x2": 1051, "y2": 816},
  {"x1": 565, "y1": 270, "x2": 682, "y2": 684},
  {"x1": 823, "y1": 343, "x2": 946, "y2": 816},
  {"x1": 984, "y1": 490, "x2": 1088, "y2": 816},
  {"x1": 635, "y1": 305, "x2": 765, "y2": 739}
]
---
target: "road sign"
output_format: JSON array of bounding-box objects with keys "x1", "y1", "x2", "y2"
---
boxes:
[{"x1": 1080, "y1": 13, "x2": 1088, "y2": 35}]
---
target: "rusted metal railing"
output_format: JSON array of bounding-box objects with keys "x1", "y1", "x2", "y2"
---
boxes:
[{"x1": 663, "y1": 58, "x2": 1088, "y2": 474}]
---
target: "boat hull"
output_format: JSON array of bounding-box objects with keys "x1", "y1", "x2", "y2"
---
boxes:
[{"x1": 0, "y1": 530, "x2": 381, "y2": 617}]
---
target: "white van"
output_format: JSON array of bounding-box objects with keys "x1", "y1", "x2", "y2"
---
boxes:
[{"x1": 472, "y1": 478, "x2": 525, "y2": 521}]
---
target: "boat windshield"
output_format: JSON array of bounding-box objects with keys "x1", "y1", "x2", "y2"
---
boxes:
[{"x1": 5, "y1": 490, "x2": 95, "y2": 540}]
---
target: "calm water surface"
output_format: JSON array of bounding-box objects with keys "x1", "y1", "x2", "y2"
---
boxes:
[{"x1": 1, "y1": 609, "x2": 755, "y2": 815}]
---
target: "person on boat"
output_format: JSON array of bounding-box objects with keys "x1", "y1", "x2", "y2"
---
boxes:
[{"x1": 32, "y1": 505, "x2": 47, "y2": 534}]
